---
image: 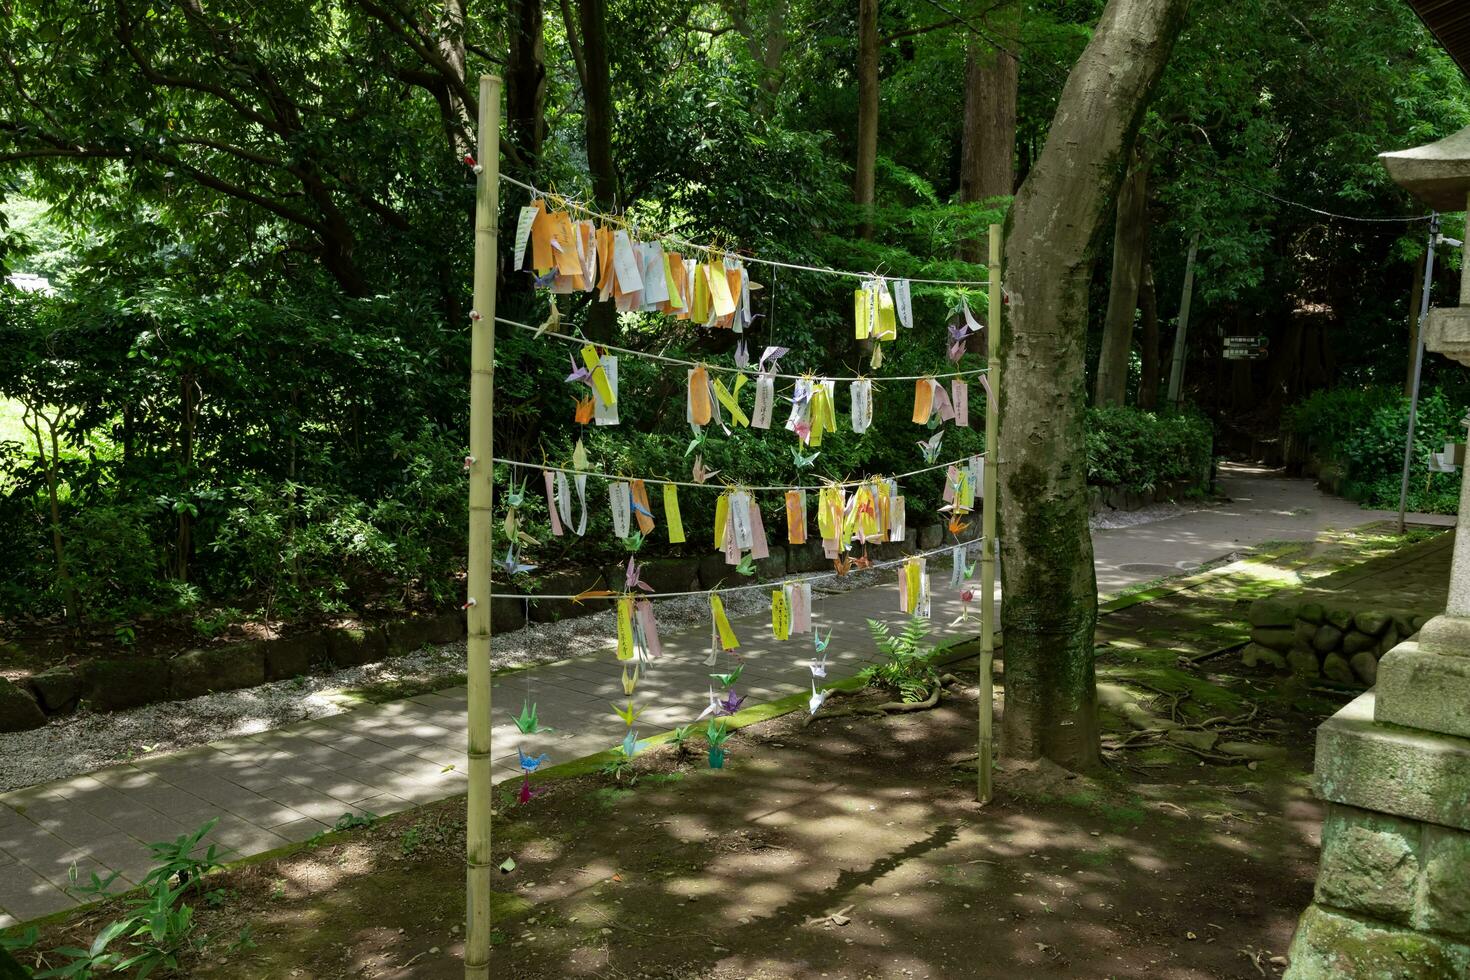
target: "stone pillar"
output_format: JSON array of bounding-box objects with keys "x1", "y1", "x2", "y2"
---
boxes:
[{"x1": 1285, "y1": 129, "x2": 1470, "y2": 979}]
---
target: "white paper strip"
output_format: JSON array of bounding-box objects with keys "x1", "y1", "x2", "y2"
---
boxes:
[
  {"x1": 594, "y1": 355, "x2": 619, "y2": 426},
  {"x1": 610, "y1": 481, "x2": 632, "y2": 538},
  {"x1": 752, "y1": 374, "x2": 776, "y2": 429},
  {"x1": 894, "y1": 278, "x2": 912, "y2": 329},
  {"x1": 850, "y1": 378, "x2": 873, "y2": 434}
]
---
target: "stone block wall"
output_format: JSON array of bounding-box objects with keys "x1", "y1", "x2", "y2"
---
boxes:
[
  {"x1": 1287, "y1": 785, "x2": 1470, "y2": 976},
  {"x1": 1243, "y1": 598, "x2": 1428, "y2": 686}
]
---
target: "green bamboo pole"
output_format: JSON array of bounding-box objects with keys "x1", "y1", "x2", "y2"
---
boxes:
[
  {"x1": 978, "y1": 222, "x2": 1001, "y2": 804},
  {"x1": 465, "y1": 73, "x2": 501, "y2": 980}
]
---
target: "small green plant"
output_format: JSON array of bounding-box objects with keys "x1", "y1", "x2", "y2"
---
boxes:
[
  {"x1": 399, "y1": 824, "x2": 424, "y2": 856},
  {"x1": 191, "y1": 608, "x2": 242, "y2": 639},
  {"x1": 113, "y1": 625, "x2": 136, "y2": 646},
  {"x1": 307, "y1": 810, "x2": 376, "y2": 844},
  {"x1": 669, "y1": 724, "x2": 694, "y2": 757},
  {"x1": 37, "y1": 818, "x2": 223, "y2": 978},
  {"x1": 862, "y1": 615, "x2": 942, "y2": 703},
  {"x1": 599, "y1": 747, "x2": 637, "y2": 784}
]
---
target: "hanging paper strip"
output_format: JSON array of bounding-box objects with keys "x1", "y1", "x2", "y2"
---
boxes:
[
  {"x1": 552, "y1": 470, "x2": 587, "y2": 536},
  {"x1": 752, "y1": 374, "x2": 776, "y2": 429},
  {"x1": 894, "y1": 279, "x2": 913, "y2": 329},
  {"x1": 710, "y1": 594, "x2": 740, "y2": 651},
  {"x1": 579, "y1": 344, "x2": 616, "y2": 408},
  {"x1": 850, "y1": 378, "x2": 873, "y2": 434},
  {"x1": 615, "y1": 597, "x2": 635, "y2": 660},
  {"x1": 713, "y1": 492, "x2": 730, "y2": 550},
  {"x1": 950, "y1": 543, "x2": 972, "y2": 588},
  {"x1": 688, "y1": 366, "x2": 713, "y2": 426},
  {"x1": 873, "y1": 282, "x2": 897, "y2": 341},
  {"x1": 513, "y1": 204, "x2": 538, "y2": 270},
  {"x1": 952, "y1": 379, "x2": 969, "y2": 427},
  {"x1": 970, "y1": 455, "x2": 984, "y2": 500},
  {"x1": 748, "y1": 497, "x2": 770, "y2": 560},
  {"x1": 543, "y1": 470, "x2": 564, "y2": 537},
  {"x1": 786, "y1": 581, "x2": 812, "y2": 634},
  {"x1": 663, "y1": 484, "x2": 685, "y2": 544},
  {"x1": 611, "y1": 230, "x2": 643, "y2": 294},
  {"x1": 931, "y1": 379, "x2": 956, "y2": 423},
  {"x1": 635, "y1": 599, "x2": 662, "y2": 659},
  {"x1": 898, "y1": 557, "x2": 931, "y2": 618},
  {"x1": 785, "y1": 378, "x2": 812, "y2": 435},
  {"x1": 593, "y1": 354, "x2": 619, "y2": 425},
  {"x1": 640, "y1": 244, "x2": 670, "y2": 306},
  {"x1": 912, "y1": 377, "x2": 935, "y2": 424},
  {"x1": 942, "y1": 465, "x2": 960, "y2": 506},
  {"x1": 596, "y1": 226, "x2": 616, "y2": 298},
  {"x1": 889, "y1": 495, "x2": 907, "y2": 543},
  {"x1": 729, "y1": 492, "x2": 754, "y2": 549},
  {"x1": 609, "y1": 481, "x2": 632, "y2": 539},
  {"x1": 711, "y1": 374, "x2": 750, "y2": 427},
  {"x1": 529, "y1": 199, "x2": 554, "y2": 271},
  {"x1": 817, "y1": 486, "x2": 842, "y2": 544},
  {"x1": 772, "y1": 590, "x2": 791, "y2": 641},
  {"x1": 785, "y1": 489, "x2": 808, "y2": 545},
  {"x1": 630, "y1": 479, "x2": 655, "y2": 535},
  {"x1": 707, "y1": 259, "x2": 736, "y2": 317}
]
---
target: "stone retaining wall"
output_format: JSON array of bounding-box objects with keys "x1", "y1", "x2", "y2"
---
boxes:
[
  {"x1": 1244, "y1": 597, "x2": 1428, "y2": 686},
  {"x1": 0, "y1": 523, "x2": 966, "y2": 732}
]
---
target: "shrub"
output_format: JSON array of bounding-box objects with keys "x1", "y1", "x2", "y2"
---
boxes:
[
  {"x1": 1285, "y1": 385, "x2": 1464, "y2": 514},
  {"x1": 1084, "y1": 407, "x2": 1213, "y2": 495}
]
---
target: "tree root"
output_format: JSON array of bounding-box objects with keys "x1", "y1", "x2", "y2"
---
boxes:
[{"x1": 804, "y1": 682, "x2": 946, "y2": 727}]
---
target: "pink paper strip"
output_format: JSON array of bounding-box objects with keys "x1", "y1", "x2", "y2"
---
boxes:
[
  {"x1": 635, "y1": 599, "x2": 662, "y2": 659},
  {"x1": 723, "y1": 515, "x2": 742, "y2": 565},
  {"x1": 943, "y1": 465, "x2": 960, "y2": 504},
  {"x1": 931, "y1": 380, "x2": 956, "y2": 422},
  {"x1": 952, "y1": 380, "x2": 969, "y2": 427},
  {"x1": 789, "y1": 584, "x2": 811, "y2": 634},
  {"x1": 748, "y1": 499, "x2": 770, "y2": 560},
  {"x1": 544, "y1": 470, "x2": 564, "y2": 536}
]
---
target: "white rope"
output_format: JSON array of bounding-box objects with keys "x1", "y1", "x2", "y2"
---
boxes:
[
  {"x1": 499, "y1": 173, "x2": 993, "y2": 287},
  {"x1": 497, "y1": 316, "x2": 990, "y2": 382},
  {"x1": 496, "y1": 454, "x2": 982, "y2": 492},
  {"x1": 497, "y1": 538, "x2": 977, "y2": 600}
]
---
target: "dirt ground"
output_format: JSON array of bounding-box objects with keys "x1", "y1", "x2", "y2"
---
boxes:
[
  {"x1": 29, "y1": 658, "x2": 1326, "y2": 980},
  {"x1": 31, "y1": 528, "x2": 1430, "y2": 979}
]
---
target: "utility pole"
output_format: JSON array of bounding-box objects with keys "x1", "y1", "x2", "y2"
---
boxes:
[{"x1": 1398, "y1": 212, "x2": 1446, "y2": 533}]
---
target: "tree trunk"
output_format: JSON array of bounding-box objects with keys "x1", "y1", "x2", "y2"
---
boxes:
[
  {"x1": 506, "y1": 0, "x2": 546, "y2": 167},
  {"x1": 854, "y1": 0, "x2": 879, "y2": 240},
  {"x1": 438, "y1": 0, "x2": 472, "y2": 156},
  {"x1": 958, "y1": 11, "x2": 1018, "y2": 262},
  {"x1": 1406, "y1": 251, "x2": 1426, "y2": 395},
  {"x1": 1137, "y1": 258, "x2": 1160, "y2": 409},
  {"x1": 570, "y1": 0, "x2": 618, "y2": 339},
  {"x1": 999, "y1": 0, "x2": 1191, "y2": 771},
  {"x1": 1094, "y1": 146, "x2": 1149, "y2": 407}
]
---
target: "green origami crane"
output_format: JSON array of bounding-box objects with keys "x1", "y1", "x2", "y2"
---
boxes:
[
  {"x1": 611, "y1": 699, "x2": 644, "y2": 726},
  {"x1": 711, "y1": 664, "x2": 744, "y2": 689},
  {"x1": 512, "y1": 698, "x2": 554, "y2": 735}
]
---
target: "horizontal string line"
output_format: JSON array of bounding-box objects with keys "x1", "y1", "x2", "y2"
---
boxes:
[
  {"x1": 495, "y1": 454, "x2": 983, "y2": 492},
  {"x1": 499, "y1": 173, "x2": 993, "y2": 287}
]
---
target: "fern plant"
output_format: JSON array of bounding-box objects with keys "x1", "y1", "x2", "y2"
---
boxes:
[{"x1": 862, "y1": 615, "x2": 942, "y2": 703}]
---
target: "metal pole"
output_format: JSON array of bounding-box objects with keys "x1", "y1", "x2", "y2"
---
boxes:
[
  {"x1": 978, "y1": 223, "x2": 1001, "y2": 804},
  {"x1": 1166, "y1": 231, "x2": 1200, "y2": 408},
  {"x1": 1397, "y1": 212, "x2": 1440, "y2": 535},
  {"x1": 465, "y1": 74, "x2": 501, "y2": 980}
]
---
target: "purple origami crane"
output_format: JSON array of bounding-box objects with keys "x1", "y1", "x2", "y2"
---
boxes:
[{"x1": 716, "y1": 689, "x2": 746, "y2": 716}]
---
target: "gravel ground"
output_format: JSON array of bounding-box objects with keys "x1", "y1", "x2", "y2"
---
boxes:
[
  {"x1": 0, "y1": 579, "x2": 788, "y2": 793},
  {"x1": 0, "y1": 505, "x2": 1196, "y2": 793},
  {"x1": 1089, "y1": 499, "x2": 1205, "y2": 530}
]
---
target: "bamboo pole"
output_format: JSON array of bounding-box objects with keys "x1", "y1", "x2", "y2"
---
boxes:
[
  {"x1": 978, "y1": 222, "x2": 1001, "y2": 804},
  {"x1": 465, "y1": 74, "x2": 501, "y2": 980}
]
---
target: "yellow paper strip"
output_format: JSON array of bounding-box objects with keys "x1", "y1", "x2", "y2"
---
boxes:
[
  {"x1": 581, "y1": 344, "x2": 616, "y2": 406},
  {"x1": 713, "y1": 492, "x2": 730, "y2": 549},
  {"x1": 664, "y1": 484, "x2": 686, "y2": 543},
  {"x1": 710, "y1": 594, "x2": 740, "y2": 651},
  {"x1": 772, "y1": 590, "x2": 790, "y2": 641},
  {"x1": 712, "y1": 375, "x2": 750, "y2": 427},
  {"x1": 616, "y1": 597, "x2": 635, "y2": 661},
  {"x1": 854, "y1": 286, "x2": 870, "y2": 340},
  {"x1": 708, "y1": 260, "x2": 736, "y2": 317}
]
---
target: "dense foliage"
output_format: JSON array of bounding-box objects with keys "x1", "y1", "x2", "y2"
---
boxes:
[
  {"x1": 1285, "y1": 384, "x2": 1468, "y2": 514},
  {"x1": 1084, "y1": 407, "x2": 1213, "y2": 496},
  {"x1": 0, "y1": 0, "x2": 1464, "y2": 628}
]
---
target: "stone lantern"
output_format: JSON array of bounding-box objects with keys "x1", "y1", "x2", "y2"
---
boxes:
[{"x1": 1285, "y1": 126, "x2": 1470, "y2": 977}]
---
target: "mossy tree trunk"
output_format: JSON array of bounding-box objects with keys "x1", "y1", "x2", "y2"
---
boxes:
[
  {"x1": 999, "y1": 0, "x2": 1190, "y2": 770},
  {"x1": 854, "y1": 0, "x2": 879, "y2": 241}
]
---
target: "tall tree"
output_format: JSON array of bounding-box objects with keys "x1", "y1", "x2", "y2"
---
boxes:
[
  {"x1": 1137, "y1": 257, "x2": 1161, "y2": 408},
  {"x1": 1000, "y1": 0, "x2": 1191, "y2": 770},
  {"x1": 560, "y1": 0, "x2": 619, "y2": 337},
  {"x1": 506, "y1": 0, "x2": 547, "y2": 169},
  {"x1": 958, "y1": 6, "x2": 1018, "y2": 262},
  {"x1": 1094, "y1": 145, "x2": 1150, "y2": 406},
  {"x1": 854, "y1": 0, "x2": 879, "y2": 240}
]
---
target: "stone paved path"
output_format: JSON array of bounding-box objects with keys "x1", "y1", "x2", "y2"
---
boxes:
[{"x1": 0, "y1": 465, "x2": 1452, "y2": 926}]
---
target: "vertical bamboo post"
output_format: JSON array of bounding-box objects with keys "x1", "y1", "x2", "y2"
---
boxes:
[
  {"x1": 978, "y1": 222, "x2": 1001, "y2": 804},
  {"x1": 465, "y1": 73, "x2": 501, "y2": 980}
]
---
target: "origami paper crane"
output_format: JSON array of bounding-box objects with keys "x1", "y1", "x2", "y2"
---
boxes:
[
  {"x1": 518, "y1": 748, "x2": 550, "y2": 773},
  {"x1": 691, "y1": 454, "x2": 720, "y2": 485},
  {"x1": 505, "y1": 475, "x2": 529, "y2": 509},
  {"x1": 813, "y1": 628, "x2": 832, "y2": 655},
  {"x1": 716, "y1": 689, "x2": 746, "y2": 716},
  {"x1": 622, "y1": 727, "x2": 641, "y2": 759},
  {"x1": 759, "y1": 346, "x2": 790, "y2": 374},
  {"x1": 565, "y1": 354, "x2": 594, "y2": 387},
  {"x1": 711, "y1": 664, "x2": 744, "y2": 689},
  {"x1": 810, "y1": 651, "x2": 829, "y2": 678},
  {"x1": 497, "y1": 545, "x2": 538, "y2": 576},
  {"x1": 625, "y1": 557, "x2": 653, "y2": 592},
  {"x1": 808, "y1": 680, "x2": 830, "y2": 716},
  {"x1": 697, "y1": 685, "x2": 722, "y2": 721},
  {"x1": 512, "y1": 698, "x2": 554, "y2": 734},
  {"x1": 517, "y1": 775, "x2": 542, "y2": 805},
  {"x1": 621, "y1": 664, "x2": 639, "y2": 696},
  {"x1": 791, "y1": 447, "x2": 820, "y2": 469},
  {"x1": 734, "y1": 339, "x2": 750, "y2": 371},
  {"x1": 612, "y1": 699, "x2": 644, "y2": 726},
  {"x1": 917, "y1": 431, "x2": 945, "y2": 465},
  {"x1": 734, "y1": 554, "x2": 757, "y2": 577}
]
